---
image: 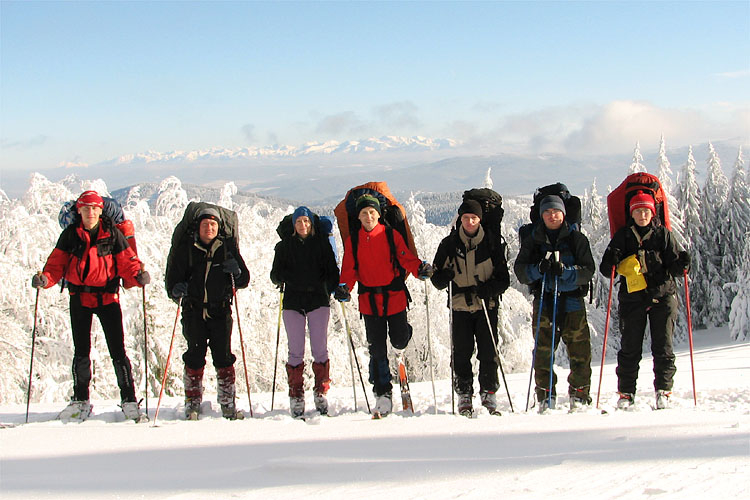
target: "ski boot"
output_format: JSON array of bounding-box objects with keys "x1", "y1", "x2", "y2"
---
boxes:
[
  {"x1": 617, "y1": 392, "x2": 635, "y2": 410},
  {"x1": 372, "y1": 392, "x2": 393, "y2": 419},
  {"x1": 457, "y1": 393, "x2": 473, "y2": 417},
  {"x1": 121, "y1": 401, "x2": 148, "y2": 423},
  {"x1": 312, "y1": 360, "x2": 330, "y2": 416},
  {"x1": 569, "y1": 387, "x2": 592, "y2": 411},
  {"x1": 58, "y1": 400, "x2": 92, "y2": 422},
  {"x1": 185, "y1": 397, "x2": 202, "y2": 420},
  {"x1": 480, "y1": 390, "x2": 501, "y2": 416},
  {"x1": 184, "y1": 365, "x2": 204, "y2": 420},
  {"x1": 655, "y1": 390, "x2": 671, "y2": 410},
  {"x1": 313, "y1": 393, "x2": 328, "y2": 416},
  {"x1": 221, "y1": 401, "x2": 245, "y2": 420},
  {"x1": 290, "y1": 396, "x2": 305, "y2": 419},
  {"x1": 536, "y1": 388, "x2": 556, "y2": 413}
]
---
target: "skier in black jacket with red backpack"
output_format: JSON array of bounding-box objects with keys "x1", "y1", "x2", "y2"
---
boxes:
[{"x1": 600, "y1": 191, "x2": 689, "y2": 410}]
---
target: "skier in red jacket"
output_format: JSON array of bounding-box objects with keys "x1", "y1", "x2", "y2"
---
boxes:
[
  {"x1": 336, "y1": 194, "x2": 433, "y2": 417},
  {"x1": 32, "y1": 190, "x2": 150, "y2": 421}
]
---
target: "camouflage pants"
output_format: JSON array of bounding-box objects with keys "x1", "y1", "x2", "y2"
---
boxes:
[{"x1": 532, "y1": 300, "x2": 592, "y2": 400}]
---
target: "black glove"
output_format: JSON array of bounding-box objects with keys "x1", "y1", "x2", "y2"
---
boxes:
[
  {"x1": 136, "y1": 270, "x2": 151, "y2": 286},
  {"x1": 475, "y1": 281, "x2": 493, "y2": 300},
  {"x1": 333, "y1": 284, "x2": 351, "y2": 302},
  {"x1": 31, "y1": 273, "x2": 48, "y2": 289},
  {"x1": 550, "y1": 261, "x2": 564, "y2": 277},
  {"x1": 222, "y1": 258, "x2": 241, "y2": 277},
  {"x1": 431, "y1": 268, "x2": 455, "y2": 289},
  {"x1": 171, "y1": 282, "x2": 189, "y2": 299},
  {"x1": 677, "y1": 250, "x2": 691, "y2": 273},
  {"x1": 417, "y1": 261, "x2": 434, "y2": 280},
  {"x1": 538, "y1": 258, "x2": 552, "y2": 275}
]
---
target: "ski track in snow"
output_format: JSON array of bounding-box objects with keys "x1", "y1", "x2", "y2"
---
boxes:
[{"x1": 1, "y1": 328, "x2": 749, "y2": 500}]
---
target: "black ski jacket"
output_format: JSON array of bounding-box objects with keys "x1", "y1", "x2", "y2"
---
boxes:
[{"x1": 270, "y1": 232, "x2": 339, "y2": 313}]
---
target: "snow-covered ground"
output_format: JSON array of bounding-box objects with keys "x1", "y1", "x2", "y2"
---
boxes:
[{"x1": 1, "y1": 326, "x2": 748, "y2": 500}]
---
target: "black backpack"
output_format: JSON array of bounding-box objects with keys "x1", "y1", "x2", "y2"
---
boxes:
[
  {"x1": 518, "y1": 182, "x2": 582, "y2": 241},
  {"x1": 165, "y1": 202, "x2": 239, "y2": 293},
  {"x1": 449, "y1": 188, "x2": 506, "y2": 260}
]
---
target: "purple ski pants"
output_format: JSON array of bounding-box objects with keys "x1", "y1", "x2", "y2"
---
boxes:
[{"x1": 283, "y1": 307, "x2": 330, "y2": 367}]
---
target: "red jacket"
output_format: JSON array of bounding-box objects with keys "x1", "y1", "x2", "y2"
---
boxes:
[
  {"x1": 42, "y1": 221, "x2": 142, "y2": 308},
  {"x1": 340, "y1": 223, "x2": 421, "y2": 316}
]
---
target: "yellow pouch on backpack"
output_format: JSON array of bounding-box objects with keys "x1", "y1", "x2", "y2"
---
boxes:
[{"x1": 616, "y1": 254, "x2": 647, "y2": 293}]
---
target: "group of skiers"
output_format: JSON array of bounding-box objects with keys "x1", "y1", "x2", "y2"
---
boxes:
[{"x1": 32, "y1": 174, "x2": 690, "y2": 422}]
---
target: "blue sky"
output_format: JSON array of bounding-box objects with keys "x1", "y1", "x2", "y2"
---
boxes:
[{"x1": 1, "y1": 1, "x2": 748, "y2": 172}]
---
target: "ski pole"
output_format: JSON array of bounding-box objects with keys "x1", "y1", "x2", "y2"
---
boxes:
[
  {"x1": 345, "y1": 313, "x2": 359, "y2": 411},
  {"x1": 481, "y1": 297, "x2": 514, "y2": 413},
  {"x1": 595, "y1": 265, "x2": 616, "y2": 409},
  {"x1": 271, "y1": 288, "x2": 284, "y2": 411},
  {"x1": 448, "y1": 281, "x2": 455, "y2": 415},
  {"x1": 548, "y1": 274, "x2": 559, "y2": 410},
  {"x1": 424, "y1": 280, "x2": 438, "y2": 414},
  {"x1": 684, "y1": 270, "x2": 697, "y2": 406},
  {"x1": 142, "y1": 285, "x2": 149, "y2": 418},
  {"x1": 153, "y1": 297, "x2": 181, "y2": 427},
  {"x1": 340, "y1": 302, "x2": 371, "y2": 413},
  {"x1": 25, "y1": 277, "x2": 41, "y2": 424},
  {"x1": 231, "y1": 274, "x2": 253, "y2": 418},
  {"x1": 526, "y1": 273, "x2": 547, "y2": 412}
]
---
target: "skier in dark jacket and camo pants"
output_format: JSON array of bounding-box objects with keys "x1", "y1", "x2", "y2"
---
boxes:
[
  {"x1": 600, "y1": 191, "x2": 689, "y2": 410},
  {"x1": 514, "y1": 195, "x2": 595, "y2": 412},
  {"x1": 166, "y1": 207, "x2": 250, "y2": 420},
  {"x1": 431, "y1": 199, "x2": 510, "y2": 415},
  {"x1": 270, "y1": 206, "x2": 340, "y2": 418}
]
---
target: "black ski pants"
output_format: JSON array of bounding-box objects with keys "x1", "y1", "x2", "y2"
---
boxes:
[
  {"x1": 451, "y1": 308, "x2": 499, "y2": 395},
  {"x1": 181, "y1": 307, "x2": 237, "y2": 371},
  {"x1": 363, "y1": 310, "x2": 412, "y2": 396},
  {"x1": 617, "y1": 293, "x2": 677, "y2": 394},
  {"x1": 69, "y1": 294, "x2": 135, "y2": 402}
]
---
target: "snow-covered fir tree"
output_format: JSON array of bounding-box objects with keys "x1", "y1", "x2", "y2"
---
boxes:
[
  {"x1": 729, "y1": 234, "x2": 750, "y2": 342},
  {"x1": 628, "y1": 141, "x2": 647, "y2": 174},
  {"x1": 674, "y1": 146, "x2": 706, "y2": 328},
  {"x1": 699, "y1": 142, "x2": 731, "y2": 326},
  {"x1": 656, "y1": 135, "x2": 686, "y2": 248},
  {"x1": 722, "y1": 147, "x2": 750, "y2": 309}
]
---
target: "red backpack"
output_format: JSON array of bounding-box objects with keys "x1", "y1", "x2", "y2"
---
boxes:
[{"x1": 607, "y1": 173, "x2": 671, "y2": 237}]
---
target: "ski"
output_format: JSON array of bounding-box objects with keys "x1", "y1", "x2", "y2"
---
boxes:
[{"x1": 396, "y1": 353, "x2": 414, "y2": 413}]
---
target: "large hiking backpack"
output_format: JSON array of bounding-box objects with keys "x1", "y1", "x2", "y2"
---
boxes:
[
  {"x1": 607, "y1": 173, "x2": 671, "y2": 237},
  {"x1": 334, "y1": 181, "x2": 417, "y2": 269},
  {"x1": 518, "y1": 182, "x2": 582, "y2": 242},
  {"x1": 276, "y1": 210, "x2": 339, "y2": 262},
  {"x1": 165, "y1": 202, "x2": 239, "y2": 292},
  {"x1": 455, "y1": 188, "x2": 506, "y2": 254},
  {"x1": 59, "y1": 196, "x2": 138, "y2": 254}
]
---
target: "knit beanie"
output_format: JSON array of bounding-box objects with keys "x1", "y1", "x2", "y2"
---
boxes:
[
  {"x1": 197, "y1": 207, "x2": 221, "y2": 223},
  {"x1": 293, "y1": 206, "x2": 314, "y2": 225},
  {"x1": 629, "y1": 191, "x2": 656, "y2": 216},
  {"x1": 458, "y1": 199, "x2": 483, "y2": 220},
  {"x1": 76, "y1": 190, "x2": 104, "y2": 210},
  {"x1": 539, "y1": 195, "x2": 566, "y2": 218},
  {"x1": 356, "y1": 194, "x2": 382, "y2": 216}
]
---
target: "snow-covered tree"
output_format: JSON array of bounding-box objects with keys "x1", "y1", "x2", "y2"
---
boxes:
[
  {"x1": 656, "y1": 135, "x2": 686, "y2": 248},
  {"x1": 628, "y1": 141, "x2": 647, "y2": 174},
  {"x1": 484, "y1": 167, "x2": 493, "y2": 189},
  {"x1": 699, "y1": 143, "x2": 731, "y2": 326},
  {"x1": 722, "y1": 147, "x2": 750, "y2": 308},
  {"x1": 729, "y1": 234, "x2": 750, "y2": 341},
  {"x1": 675, "y1": 146, "x2": 706, "y2": 328}
]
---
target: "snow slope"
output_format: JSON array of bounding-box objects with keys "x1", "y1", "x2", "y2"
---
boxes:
[{"x1": 1, "y1": 326, "x2": 747, "y2": 500}]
